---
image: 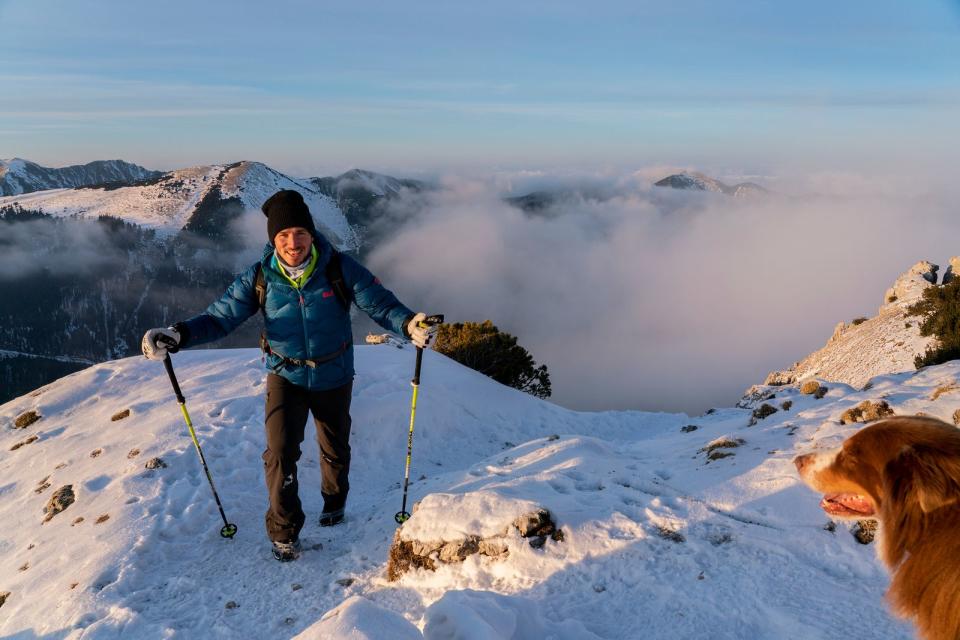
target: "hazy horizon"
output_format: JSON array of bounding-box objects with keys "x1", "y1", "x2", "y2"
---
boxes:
[{"x1": 2, "y1": 0, "x2": 958, "y2": 177}]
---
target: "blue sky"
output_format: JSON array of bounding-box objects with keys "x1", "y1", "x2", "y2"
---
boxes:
[{"x1": 1, "y1": 0, "x2": 957, "y2": 176}]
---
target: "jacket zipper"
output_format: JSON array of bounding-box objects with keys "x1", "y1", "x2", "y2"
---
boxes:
[{"x1": 299, "y1": 291, "x2": 311, "y2": 387}]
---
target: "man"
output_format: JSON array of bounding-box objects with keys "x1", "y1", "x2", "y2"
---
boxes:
[{"x1": 141, "y1": 189, "x2": 437, "y2": 561}]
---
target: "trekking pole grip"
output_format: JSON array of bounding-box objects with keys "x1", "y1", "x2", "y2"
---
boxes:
[
  {"x1": 411, "y1": 314, "x2": 443, "y2": 385},
  {"x1": 413, "y1": 347, "x2": 424, "y2": 385}
]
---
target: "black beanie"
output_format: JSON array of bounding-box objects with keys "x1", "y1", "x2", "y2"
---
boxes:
[{"x1": 261, "y1": 190, "x2": 316, "y2": 242}]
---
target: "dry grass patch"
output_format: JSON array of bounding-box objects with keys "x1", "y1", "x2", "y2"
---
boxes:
[
  {"x1": 10, "y1": 435, "x2": 38, "y2": 451},
  {"x1": 839, "y1": 400, "x2": 894, "y2": 425},
  {"x1": 930, "y1": 383, "x2": 960, "y2": 401},
  {"x1": 700, "y1": 437, "x2": 745, "y2": 462},
  {"x1": 14, "y1": 411, "x2": 41, "y2": 429}
]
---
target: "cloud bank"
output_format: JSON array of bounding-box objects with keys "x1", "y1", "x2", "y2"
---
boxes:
[{"x1": 368, "y1": 172, "x2": 960, "y2": 414}]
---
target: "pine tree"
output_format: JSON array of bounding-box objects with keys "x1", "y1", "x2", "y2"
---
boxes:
[
  {"x1": 433, "y1": 320, "x2": 552, "y2": 399},
  {"x1": 906, "y1": 278, "x2": 960, "y2": 368}
]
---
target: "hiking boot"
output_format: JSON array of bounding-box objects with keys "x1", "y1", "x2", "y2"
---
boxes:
[
  {"x1": 319, "y1": 508, "x2": 344, "y2": 527},
  {"x1": 271, "y1": 538, "x2": 302, "y2": 562}
]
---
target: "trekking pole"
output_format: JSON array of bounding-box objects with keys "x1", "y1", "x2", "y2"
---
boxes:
[
  {"x1": 160, "y1": 350, "x2": 238, "y2": 539},
  {"x1": 395, "y1": 314, "x2": 444, "y2": 525}
]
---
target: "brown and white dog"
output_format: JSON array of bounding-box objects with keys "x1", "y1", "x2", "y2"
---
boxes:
[{"x1": 794, "y1": 416, "x2": 960, "y2": 640}]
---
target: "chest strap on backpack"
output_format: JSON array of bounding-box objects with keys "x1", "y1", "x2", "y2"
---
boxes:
[
  {"x1": 253, "y1": 249, "x2": 352, "y2": 314},
  {"x1": 259, "y1": 332, "x2": 348, "y2": 369}
]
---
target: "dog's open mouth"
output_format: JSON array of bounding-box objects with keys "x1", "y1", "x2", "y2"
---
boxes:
[{"x1": 820, "y1": 493, "x2": 876, "y2": 517}]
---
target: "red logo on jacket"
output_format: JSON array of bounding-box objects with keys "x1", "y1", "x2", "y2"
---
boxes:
[{"x1": 322, "y1": 290, "x2": 335, "y2": 298}]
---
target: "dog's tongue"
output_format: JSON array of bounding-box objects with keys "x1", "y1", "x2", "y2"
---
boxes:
[{"x1": 821, "y1": 493, "x2": 875, "y2": 516}]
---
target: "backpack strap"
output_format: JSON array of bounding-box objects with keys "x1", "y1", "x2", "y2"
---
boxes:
[
  {"x1": 253, "y1": 262, "x2": 267, "y2": 314},
  {"x1": 325, "y1": 250, "x2": 352, "y2": 312}
]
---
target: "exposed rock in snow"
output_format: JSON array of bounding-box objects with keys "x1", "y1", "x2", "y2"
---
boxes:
[
  {"x1": 387, "y1": 493, "x2": 559, "y2": 581},
  {"x1": 764, "y1": 260, "x2": 939, "y2": 389},
  {"x1": 42, "y1": 485, "x2": 75, "y2": 523}
]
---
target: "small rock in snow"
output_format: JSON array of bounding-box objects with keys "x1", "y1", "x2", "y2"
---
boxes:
[
  {"x1": 335, "y1": 578, "x2": 355, "y2": 587},
  {"x1": 225, "y1": 601, "x2": 239, "y2": 610},
  {"x1": 110, "y1": 409, "x2": 131, "y2": 421},
  {"x1": 43, "y1": 485, "x2": 75, "y2": 523},
  {"x1": 145, "y1": 457, "x2": 167, "y2": 469}
]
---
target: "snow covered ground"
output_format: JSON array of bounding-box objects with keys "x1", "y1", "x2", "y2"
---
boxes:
[{"x1": 4, "y1": 346, "x2": 957, "y2": 638}]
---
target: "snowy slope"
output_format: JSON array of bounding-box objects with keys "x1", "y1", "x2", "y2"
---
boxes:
[
  {"x1": 0, "y1": 161, "x2": 357, "y2": 248},
  {"x1": 4, "y1": 346, "x2": 957, "y2": 638}
]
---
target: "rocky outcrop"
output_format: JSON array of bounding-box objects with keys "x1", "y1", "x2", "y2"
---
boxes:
[
  {"x1": 881, "y1": 261, "x2": 939, "y2": 311},
  {"x1": 386, "y1": 493, "x2": 561, "y2": 581},
  {"x1": 764, "y1": 260, "x2": 941, "y2": 389},
  {"x1": 942, "y1": 256, "x2": 960, "y2": 285}
]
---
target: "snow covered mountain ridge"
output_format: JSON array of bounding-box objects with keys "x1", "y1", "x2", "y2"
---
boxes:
[
  {"x1": 4, "y1": 344, "x2": 957, "y2": 637},
  {"x1": 0, "y1": 160, "x2": 356, "y2": 247},
  {"x1": 0, "y1": 158, "x2": 161, "y2": 197},
  {"x1": 765, "y1": 258, "x2": 960, "y2": 389}
]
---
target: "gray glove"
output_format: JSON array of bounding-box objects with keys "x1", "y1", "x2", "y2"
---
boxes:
[
  {"x1": 406, "y1": 313, "x2": 439, "y2": 349},
  {"x1": 141, "y1": 327, "x2": 181, "y2": 361}
]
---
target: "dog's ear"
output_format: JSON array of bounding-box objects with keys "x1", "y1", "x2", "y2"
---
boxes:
[{"x1": 884, "y1": 444, "x2": 960, "y2": 514}]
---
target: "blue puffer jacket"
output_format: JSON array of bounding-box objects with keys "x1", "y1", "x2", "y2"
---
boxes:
[{"x1": 178, "y1": 235, "x2": 414, "y2": 390}]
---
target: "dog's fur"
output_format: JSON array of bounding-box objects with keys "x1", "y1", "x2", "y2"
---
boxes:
[{"x1": 794, "y1": 416, "x2": 960, "y2": 640}]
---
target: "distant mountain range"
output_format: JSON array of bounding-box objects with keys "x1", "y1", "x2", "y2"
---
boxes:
[
  {"x1": 0, "y1": 158, "x2": 161, "y2": 196},
  {"x1": 0, "y1": 158, "x2": 771, "y2": 404}
]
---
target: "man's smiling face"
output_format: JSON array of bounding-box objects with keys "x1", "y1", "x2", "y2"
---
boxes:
[{"x1": 274, "y1": 227, "x2": 313, "y2": 266}]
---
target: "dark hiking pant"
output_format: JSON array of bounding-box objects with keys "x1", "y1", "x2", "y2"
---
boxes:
[{"x1": 263, "y1": 373, "x2": 353, "y2": 543}]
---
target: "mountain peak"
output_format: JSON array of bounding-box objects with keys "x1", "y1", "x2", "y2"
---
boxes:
[{"x1": 654, "y1": 172, "x2": 768, "y2": 197}]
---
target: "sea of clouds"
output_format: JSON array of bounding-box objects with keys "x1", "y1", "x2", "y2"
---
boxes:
[{"x1": 365, "y1": 169, "x2": 960, "y2": 414}]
